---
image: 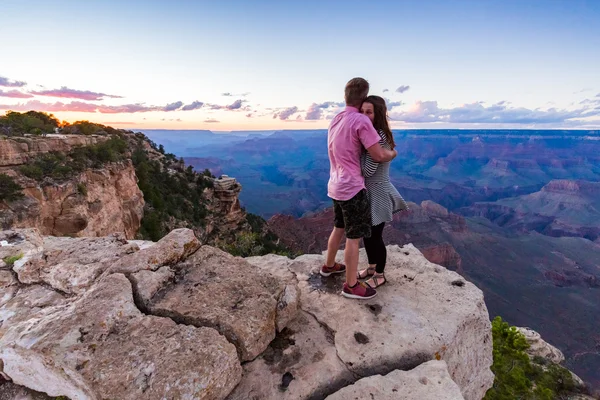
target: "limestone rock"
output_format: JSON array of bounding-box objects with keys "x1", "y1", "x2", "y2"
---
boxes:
[
  {"x1": 0, "y1": 270, "x2": 18, "y2": 306},
  {"x1": 13, "y1": 234, "x2": 138, "y2": 294},
  {"x1": 129, "y1": 266, "x2": 174, "y2": 309},
  {"x1": 227, "y1": 311, "x2": 355, "y2": 400},
  {"x1": 0, "y1": 382, "x2": 54, "y2": 400},
  {"x1": 325, "y1": 360, "x2": 465, "y2": 400},
  {"x1": 516, "y1": 327, "x2": 565, "y2": 364},
  {"x1": 287, "y1": 244, "x2": 493, "y2": 400},
  {"x1": 4, "y1": 161, "x2": 144, "y2": 240},
  {"x1": 245, "y1": 253, "x2": 299, "y2": 332},
  {"x1": 0, "y1": 274, "x2": 242, "y2": 400},
  {"x1": 135, "y1": 246, "x2": 296, "y2": 362},
  {"x1": 106, "y1": 228, "x2": 200, "y2": 275}
]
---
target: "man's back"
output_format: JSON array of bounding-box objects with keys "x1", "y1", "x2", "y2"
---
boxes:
[{"x1": 327, "y1": 106, "x2": 380, "y2": 201}]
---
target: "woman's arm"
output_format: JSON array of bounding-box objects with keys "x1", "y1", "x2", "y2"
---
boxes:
[{"x1": 362, "y1": 149, "x2": 379, "y2": 178}]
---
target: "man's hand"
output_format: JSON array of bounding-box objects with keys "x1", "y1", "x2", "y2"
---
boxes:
[{"x1": 366, "y1": 143, "x2": 397, "y2": 162}]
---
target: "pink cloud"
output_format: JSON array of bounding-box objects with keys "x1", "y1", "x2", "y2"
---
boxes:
[
  {"x1": 0, "y1": 89, "x2": 33, "y2": 99},
  {"x1": 30, "y1": 86, "x2": 123, "y2": 101}
]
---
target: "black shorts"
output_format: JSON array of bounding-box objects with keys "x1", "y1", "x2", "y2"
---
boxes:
[{"x1": 333, "y1": 189, "x2": 371, "y2": 239}]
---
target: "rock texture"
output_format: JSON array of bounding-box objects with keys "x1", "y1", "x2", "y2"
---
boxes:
[
  {"x1": 0, "y1": 135, "x2": 107, "y2": 168},
  {"x1": 1, "y1": 161, "x2": 144, "y2": 239},
  {"x1": 516, "y1": 327, "x2": 565, "y2": 364},
  {"x1": 325, "y1": 360, "x2": 465, "y2": 400},
  {"x1": 0, "y1": 228, "x2": 494, "y2": 400},
  {"x1": 231, "y1": 245, "x2": 493, "y2": 400}
]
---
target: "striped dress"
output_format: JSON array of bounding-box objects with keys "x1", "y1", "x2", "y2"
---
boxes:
[{"x1": 361, "y1": 130, "x2": 408, "y2": 226}]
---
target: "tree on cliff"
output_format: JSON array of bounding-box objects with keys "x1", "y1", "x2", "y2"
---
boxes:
[
  {"x1": 0, "y1": 111, "x2": 58, "y2": 136},
  {"x1": 0, "y1": 174, "x2": 24, "y2": 202},
  {"x1": 484, "y1": 316, "x2": 589, "y2": 400}
]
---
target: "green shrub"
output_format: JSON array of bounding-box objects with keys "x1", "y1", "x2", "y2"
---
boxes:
[
  {"x1": 0, "y1": 111, "x2": 58, "y2": 136},
  {"x1": 77, "y1": 183, "x2": 88, "y2": 196},
  {"x1": 19, "y1": 136, "x2": 128, "y2": 182},
  {"x1": 0, "y1": 173, "x2": 24, "y2": 202},
  {"x1": 484, "y1": 316, "x2": 588, "y2": 400},
  {"x1": 3, "y1": 253, "x2": 23, "y2": 267}
]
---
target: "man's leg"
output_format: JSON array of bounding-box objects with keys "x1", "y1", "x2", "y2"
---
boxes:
[
  {"x1": 345, "y1": 238, "x2": 360, "y2": 287},
  {"x1": 321, "y1": 201, "x2": 347, "y2": 277},
  {"x1": 325, "y1": 227, "x2": 345, "y2": 267},
  {"x1": 340, "y1": 190, "x2": 376, "y2": 299}
]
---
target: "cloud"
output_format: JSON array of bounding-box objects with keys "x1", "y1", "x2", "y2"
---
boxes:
[
  {"x1": 163, "y1": 101, "x2": 184, "y2": 111},
  {"x1": 222, "y1": 92, "x2": 250, "y2": 97},
  {"x1": 181, "y1": 101, "x2": 204, "y2": 111},
  {"x1": 597, "y1": 93, "x2": 600, "y2": 98},
  {"x1": 305, "y1": 104, "x2": 323, "y2": 120},
  {"x1": 389, "y1": 100, "x2": 600, "y2": 125},
  {"x1": 304, "y1": 101, "x2": 345, "y2": 120},
  {"x1": 30, "y1": 86, "x2": 123, "y2": 101},
  {"x1": 204, "y1": 118, "x2": 220, "y2": 123},
  {"x1": 0, "y1": 76, "x2": 26, "y2": 88},
  {"x1": 0, "y1": 89, "x2": 33, "y2": 99},
  {"x1": 246, "y1": 113, "x2": 253, "y2": 118},
  {"x1": 395, "y1": 85, "x2": 410, "y2": 94},
  {"x1": 273, "y1": 106, "x2": 298, "y2": 120},
  {"x1": 0, "y1": 100, "x2": 194, "y2": 114},
  {"x1": 205, "y1": 99, "x2": 246, "y2": 110},
  {"x1": 227, "y1": 99, "x2": 243, "y2": 110},
  {"x1": 384, "y1": 98, "x2": 403, "y2": 109},
  {"x1": 383, "y1": 89, "x2": 389, "y2": 93}
]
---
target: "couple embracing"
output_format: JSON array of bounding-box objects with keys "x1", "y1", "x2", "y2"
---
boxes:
[{"x1": 321, "y1": 77, "x2": 408, "y2": 300}]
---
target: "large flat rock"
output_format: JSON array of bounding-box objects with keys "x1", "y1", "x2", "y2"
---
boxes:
[
  {"x1": 133, "y1": 246, "x2": 298, "y2": 362},
  {"x1": 0, "y1": 273, "x2": 241, "y2": 399},
  {"x1": 286, "y1": 244, "x2": 493, "y2": 400},
  {"x1": 13, "y1": 234, "x2": 137, "y2": 294},
  {"x1": 227, "y1": 311, "x2": 355, "y2": 400},
  {"x1": 325, "y1": 360, "x2": 465, "y2": 400}
]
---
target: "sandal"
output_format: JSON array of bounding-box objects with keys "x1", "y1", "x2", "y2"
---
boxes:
[
  {"x1": 365, "y1": 273, "x2": 387, "y2": 288},
  {"x1": 357, "y1": 267, "x2": 376, "y2": 280}
]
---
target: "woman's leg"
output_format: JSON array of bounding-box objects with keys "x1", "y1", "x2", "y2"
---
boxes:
[
  {"x1": 370, "y1": 223, "x2": 386, "y2": 273},
  {"x1": 360, "y1": 225, "x2": 378, "y2": 278},
  {"x1": 366, "y1": 223, "x2": 387, "y2": 287}
]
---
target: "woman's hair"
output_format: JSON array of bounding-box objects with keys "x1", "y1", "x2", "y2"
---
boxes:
[{"x1": 364, "y1": 95, "x2": 395, "y2": 149}]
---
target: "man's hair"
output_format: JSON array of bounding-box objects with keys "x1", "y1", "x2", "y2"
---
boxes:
[{"x1": 345, "y1": 78, "x2": 369, "y2": 107}]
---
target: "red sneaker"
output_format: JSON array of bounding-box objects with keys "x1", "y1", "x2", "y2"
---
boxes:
[
  {"x1": 342, "y1": 282, "x2": 377, "y2": 300},
  {"x1": 320, "y1": 262, "x2": 346, "y2": 277}
]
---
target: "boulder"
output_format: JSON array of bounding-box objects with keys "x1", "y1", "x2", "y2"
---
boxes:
[
  {"x1": 286, "y1": 245, "x2": 493, "y2": 400},
  {"x1": 13, "y1": 234, "x2": 137, "y2": 294},
  {"x1": 0, "y1": 382, "x2": 54, "y2": 400},
  {"x1": 516, "y1": 327, "x2": 565, "y2": 364},
  {"x1": 105, "y1": 228, "x2": 200, "y2": 276},
  {"x1": 134, "y1": 246, "x2": 298, "y2": 362},
  {"x1": 0, "y1": 274, "x2": 242, "y2": 400},
  {"x1": 227, "y1": 311, "x2": 355, "y2": 400},
  {"x1": 325, "y1": 360, "x2": 465, "y2": 400}
]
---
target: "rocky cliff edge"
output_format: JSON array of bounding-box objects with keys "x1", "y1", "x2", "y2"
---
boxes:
[{"x1": 0, "y1": 228, "x2": 493, "y2": 400}]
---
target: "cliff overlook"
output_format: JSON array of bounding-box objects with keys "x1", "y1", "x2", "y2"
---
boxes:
[{"x1": 0, "y1": 111, "x2": 288, "y2": 257}]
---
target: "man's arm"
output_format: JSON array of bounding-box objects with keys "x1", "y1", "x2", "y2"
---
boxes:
[{"x1": 366, "y1": 142, "x2": 397, "y2": 162}]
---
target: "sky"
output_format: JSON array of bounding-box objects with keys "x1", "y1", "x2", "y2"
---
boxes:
[{"x1": 1, "y1": 0, "x2": 600, "y2": 130}]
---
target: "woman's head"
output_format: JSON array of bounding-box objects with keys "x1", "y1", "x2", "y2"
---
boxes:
[{"x1": 361, "y1": 95, "x2": 395, "y2": 149}]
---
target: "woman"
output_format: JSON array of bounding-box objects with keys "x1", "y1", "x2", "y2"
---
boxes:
[{"x1": 358, "y1": 95, "x2": 408, "y2": 288}]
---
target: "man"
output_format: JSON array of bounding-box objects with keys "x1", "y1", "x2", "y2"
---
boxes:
[{"x1": 321, "y1": 77, "x2": 397, "y2": 299}]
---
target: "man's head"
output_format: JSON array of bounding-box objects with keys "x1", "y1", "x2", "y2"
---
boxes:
[{"x1": 344, "y1": 77, "x2": 369, "y2": 108}]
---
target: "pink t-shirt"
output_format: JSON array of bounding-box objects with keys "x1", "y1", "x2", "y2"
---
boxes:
[{"x1": 327, "y1": 106, "x2": 381, "y2": 201}]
